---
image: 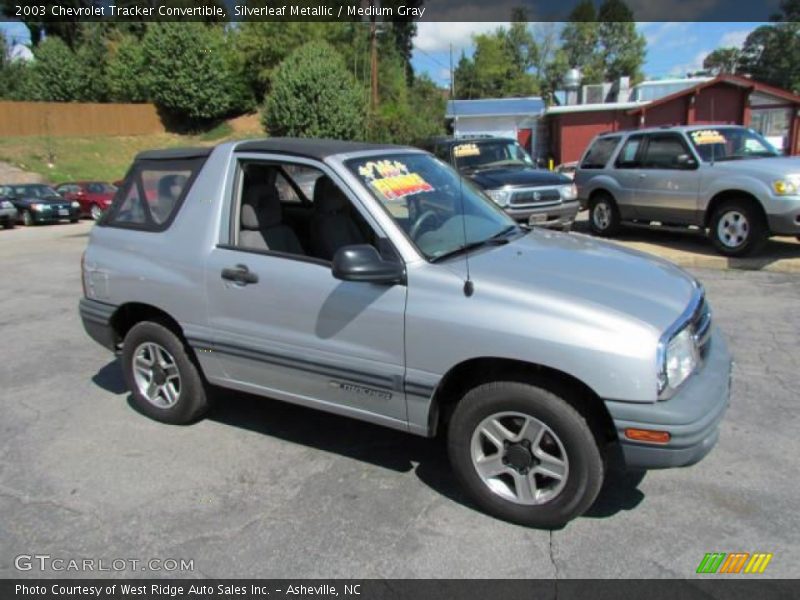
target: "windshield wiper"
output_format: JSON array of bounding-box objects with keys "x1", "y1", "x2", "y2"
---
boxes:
[{"x1": 430, "y1": 225, "x2": 518, "y2": 263}]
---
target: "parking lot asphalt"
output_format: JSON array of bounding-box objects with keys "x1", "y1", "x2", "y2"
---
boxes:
[{"x1": 1, "y1": 220, "x2": 798, "y2": 579}]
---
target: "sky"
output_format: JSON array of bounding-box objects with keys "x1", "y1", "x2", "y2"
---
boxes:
[
  {"x1": 411, "y1": 21, "x2": 766, "y2": 86},
  {"x1": 1, "y1": 20, "x2": 764, "y2": 87}
]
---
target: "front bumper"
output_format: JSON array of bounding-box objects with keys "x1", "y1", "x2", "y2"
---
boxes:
[
  {"x1": 605, "y1": 327, "x2": 731, "y2": 469},
  {"x1": 504, "y1": 200, "x2": 580, "y2": 229},
  {"x1": 0, "y1": 207, "x2": 17, "y2": 223},
  {"x1": 30, "y1": 207, "x2": 80, "y2": 222},
  {"x1": 766, "y1": 196, "x2": 800, "y2": 236},
  {"x1": 79, "y1": 298, "x2": 118, "y2": 351}
]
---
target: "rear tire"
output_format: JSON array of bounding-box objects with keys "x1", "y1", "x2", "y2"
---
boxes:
[
  {"x1": 709, "y1": 198, "x2": 767, "y2": 257},
  {"x1": 448, "y1": 381, "x2": 604, "y2": 528},
  {"x1": 588, "y1": 193, "x2": 621, "y2": 237},
  {"x1": 121, "y1": 321, "x2": 210, "y2": 425}
]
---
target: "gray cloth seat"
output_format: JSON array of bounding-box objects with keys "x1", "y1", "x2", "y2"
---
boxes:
[
  {"x1": 239, "y1": 183, "x2": 304, "y2": 255},
  {"x1": 310, "y1": 176, "x2": 365, "y2": 260}
]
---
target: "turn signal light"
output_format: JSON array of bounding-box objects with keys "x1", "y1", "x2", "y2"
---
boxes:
[{"x1": 624, "y1": 428, "x2": 671, "y2": 444}]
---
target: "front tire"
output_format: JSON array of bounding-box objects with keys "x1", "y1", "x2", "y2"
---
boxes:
[
  {"x1": 588, "y1": 193, "x2": 621, "y2": 237},
  {"x1": 90, "y1": 204, "x2": 103, "y2": 221},
  {"x1": 2, "y1": 219, "x2": 13, "y2": 230},
  {"x1": 22, "y1": 210, "x2": 34, "y2": 226},
  {"x1": 448, "y1": 381, "x2": 604, "y2": 528},
  {"x1": 121, "y1": 321, "x2": 210, "y2": 424},
  {"x1": 709, "y1": 199, "x2": 767, "y2": 257}
]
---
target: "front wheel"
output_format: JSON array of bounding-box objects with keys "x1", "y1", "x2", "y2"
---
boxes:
[
  {"x1": 121, "y1": 321, "x2": 211, "y2": 424},
  {"x1": 709, "y1": 199, "x2": 767, "y2": 257},
  {"x1": 2, "y1": 219, "x2": 13, "y2": 230},
  {"x1": 448, "y1": 381, "x2": 604, "y2": 528},
  {"x1": 588, "y1": 193, "x2": 621, "y2": 237},
  {"x1": 22, "y1": 210, "x2": 34, "y2": 226},
  {"x1": 90, "y1": 204, "x2": 103, "y2": 221}
]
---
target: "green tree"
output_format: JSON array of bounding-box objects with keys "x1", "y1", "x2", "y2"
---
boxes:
[
  {"x1": 737, "y1": 1, "x2": 800, "y2": 93},
  {"x1": 263, "y1": 41, "x2": 366, "y2": 139},
  {"x1": 24, "y1": 36, "x2": 91, "y2": 101},
  {"x1": 141, "y1": 23, "x2": 253, "y2": 123},
  {"x1": 559, "y1": 1, "x2": 601, "y2": 82},
  {"x1": 105, "y1": 33, "x2": 148, "y2": 102},
  {"x1": 703, "y1": 47, "x2": 742, "y2": 75},
  {"x1": 597, "y1": 0, "x2": 646, "y2": 82},
  {"x1": 0, "y1": 34, "x2": 31, "y2": 100}
]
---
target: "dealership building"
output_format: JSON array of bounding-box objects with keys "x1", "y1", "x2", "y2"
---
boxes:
[{"x1": 446, "y1": 74, "x2": 800, "y2": 165}]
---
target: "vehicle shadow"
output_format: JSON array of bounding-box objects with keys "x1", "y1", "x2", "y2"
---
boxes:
[{"x1": 93, "y1": 358, "x2": 647, "y2": 528}]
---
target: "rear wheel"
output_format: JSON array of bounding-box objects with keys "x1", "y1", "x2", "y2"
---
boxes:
[
  {"x1": 121, "y1": 321, "x2": 210, "y2": 424},
  {"x1": 448, "y1": 381, "x2": 604, "y2": 528},
  {"x1": 709, "y1": 199, "x2": 767, "y2": 257},
  {"x1": 588, "y1": 193, "x2": 621, "y2": 237}
]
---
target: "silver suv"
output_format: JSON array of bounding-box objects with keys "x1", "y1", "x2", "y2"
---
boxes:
[
  {"x1": 80, "y1": 139, "x2": 731, "y2": 527},
  {"x1": 575, "y1": 125, "x2": 800, "y2": 256}
]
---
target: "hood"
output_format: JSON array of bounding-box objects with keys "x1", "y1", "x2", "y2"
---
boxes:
[
  {"x1": 710, "y1": 156, "x2": 800, "y2": 177},
  {"x1": 465, "y1": 229, "x2": 698, "y2": 334},
  {"x1": 468, "y1": 167, "x2": 571, "y2": 190}
]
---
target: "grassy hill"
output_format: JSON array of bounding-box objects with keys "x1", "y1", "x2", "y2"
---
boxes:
[{"x1": 0, "y1": 115, "x2": 263, "y2": 184}]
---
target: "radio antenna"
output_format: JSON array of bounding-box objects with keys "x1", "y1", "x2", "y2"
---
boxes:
[{"x1": 451, "y1": 43, "x2": 473, "y2": 297}]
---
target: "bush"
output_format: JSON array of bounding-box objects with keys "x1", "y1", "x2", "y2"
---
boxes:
[
  {"x1": 263, "y1": 41, "x2": 366, "y2": 139},
  {"x1": 141, "y1": 23, "x2": 253, "y2": 123}
]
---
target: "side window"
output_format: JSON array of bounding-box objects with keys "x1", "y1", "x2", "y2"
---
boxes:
[
  {"x1": 236, "y1": 160, "x2": 381, "y2": 263},
  {"x1": 581, "y1": 137, "x2": 620, "y2": 169},
  {"x1": 104, "y1": 158, "x2": 203, "y2": 230},
  {"x1": 640, "y1": 134, "x2": 691, "y2": 169},
  {"x1": 433, "y1": 145, "x2": 450, "y2": 162},
  {"x1": 615, "y1": 136, "x2": 644, "y2": 168}
]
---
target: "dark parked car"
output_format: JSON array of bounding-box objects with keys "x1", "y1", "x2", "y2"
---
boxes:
[
  {"x1": 0, "y1": 184, "x2": 80, "y2": 226},
  {"x1": 420, "y1": 136, "x2": 579, "y2": 230},
  {"x1": 56, "y1": 181, "x2": 117, "y2": 221}
]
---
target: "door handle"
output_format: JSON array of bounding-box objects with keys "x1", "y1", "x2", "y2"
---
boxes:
[
  {"x1": 221, "y1": 264, "x2": 258, "y2": 285},
  {"x1": 638, "y1": 173, "x2": 647, "y2": 178}
]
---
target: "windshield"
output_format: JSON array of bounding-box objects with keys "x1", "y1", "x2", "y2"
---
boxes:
[
  {"x1": 347, "y1": 153, "x2": 517, "y2": 260},
  {"x1": 452, "y1": 140, "x2": 535, "y2": 170},
  {"x1": 14, "y1": 185, "x2": 60, "y2": 198},
  {"x1": 687, "y1": 127, "x2": 780, "y2": 162}
]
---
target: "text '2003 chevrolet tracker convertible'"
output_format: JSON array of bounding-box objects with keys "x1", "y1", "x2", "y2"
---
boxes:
[{"x1": 80, "y1": 138, "x2": 731, "y2": 527}]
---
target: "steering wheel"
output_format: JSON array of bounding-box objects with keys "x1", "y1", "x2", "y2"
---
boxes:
[{"x1": 409, "y1": 210, "x2": 438, "y2": 240}]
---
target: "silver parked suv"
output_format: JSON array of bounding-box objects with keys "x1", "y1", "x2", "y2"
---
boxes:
[
  {"x1": 575, "y1": 125, "x2": 800, "y2": 256},
  {"x1": 80, "y1": 139, "x2": 731, "y2": 527}
]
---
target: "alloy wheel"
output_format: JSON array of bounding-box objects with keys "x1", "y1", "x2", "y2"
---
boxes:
[{"x1": 132, "y1": 342, "x2": 182, "y2": 409}]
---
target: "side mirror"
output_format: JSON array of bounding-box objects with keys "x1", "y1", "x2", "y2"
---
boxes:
[
  {"x1": 676, "y1": 154, "x2": 698, "y2": 169},
  {"x1": 332, "y1": 245, "x2": 405, "y2": 285}
]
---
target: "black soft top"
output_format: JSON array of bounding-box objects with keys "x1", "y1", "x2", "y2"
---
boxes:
[
  {"x1": 134, "y1": 138, "x2": 415, "y2": 163},
  {"x1": 235, "y1": 137, "x2": 408, "y2": 159}
]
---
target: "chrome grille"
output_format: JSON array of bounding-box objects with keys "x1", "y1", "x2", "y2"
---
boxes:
[{"x1": 510, "y1": 187, "x2": 561, "y2": 207}]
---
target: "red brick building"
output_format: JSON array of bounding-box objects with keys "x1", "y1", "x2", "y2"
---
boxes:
[{"x1": 547, "y1": 75, "x2": 800, "y2": 165}]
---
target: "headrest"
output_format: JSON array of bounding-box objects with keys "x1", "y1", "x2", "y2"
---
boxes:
[
  {"x1": 313, "y1": 176, "x2": 348, "y2": 214},
  {"x1": 241, "y1": 183, "x2": 282, "y2": 229},
  {"x1": 158, "y1": 174, "x2": 187, "y2": 200}
]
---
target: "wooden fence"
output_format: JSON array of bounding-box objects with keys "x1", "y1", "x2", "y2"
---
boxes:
[{"x1": 0, "y1": 101, "x2": 166, "y2": 137}]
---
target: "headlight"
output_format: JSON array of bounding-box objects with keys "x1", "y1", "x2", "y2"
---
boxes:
[
  {"x1": 71, "y1": 201, "x2": 80, "y2": 208},
  {"x1": 0, "y1": 200, "x2": 11, "y2": 209},
  {"x1": 661, "y1": 327, "x2": 698, "y2": 393},
  {"x1": 31, "y1": 203, "x2": 46, "y2": 211},
  {"x1": 559, "y1": 183, "x2": 578, "y2": 201},
  {"x1": 772, "y1": 175, "x2": 800, "y2": 195},
  {"x1": 485, "y1": 189, "x2": 511, "y2": 207}
]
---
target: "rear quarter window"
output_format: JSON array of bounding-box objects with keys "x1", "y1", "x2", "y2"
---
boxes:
[
  {"x1": 580, "y1": 137, "x2": 620, "y2": 169},
  {"x1": 102, "y1": 158, "x2": 205, "y2": 231}
]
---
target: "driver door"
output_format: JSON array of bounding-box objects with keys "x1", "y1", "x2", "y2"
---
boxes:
[{"x1": 203, "y1": 155, "x2": 409, "y2": 425}]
